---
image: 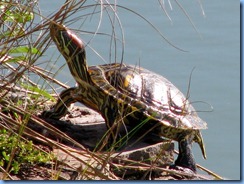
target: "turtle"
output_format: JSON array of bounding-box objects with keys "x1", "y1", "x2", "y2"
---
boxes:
[{"x1": 42, "y1": 21, "x2": 207, "y2": 173}]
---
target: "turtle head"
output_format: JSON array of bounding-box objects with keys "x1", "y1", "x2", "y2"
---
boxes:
[
  {"x1": 50, "y1": 22, "x2": 85, "y2": 61},
  {"x1": 49, "y1": 21, "x2": 91, "y2": 84}
]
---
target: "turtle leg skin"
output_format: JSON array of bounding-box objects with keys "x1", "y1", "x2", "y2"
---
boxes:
[
  {"x1": 41, "y1": 87, "x2": 77, "y2": 119},
  {"x1": 174, "y1": 134, "x2": 197, "y2": 173},
  {"x1": 97, "y1": 97, "x2": 124, "y2": 151}
]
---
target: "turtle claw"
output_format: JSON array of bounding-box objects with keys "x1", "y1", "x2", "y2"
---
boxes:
[{"x1": 169, "y1": 164, "x2": 196, "y2": 174}]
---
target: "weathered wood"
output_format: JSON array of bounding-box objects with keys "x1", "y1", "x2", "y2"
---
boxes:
[
  {"x1": 38, "y1": 106, "x2": 175, "y2": 179},
  {"x1": 41, "y1": 106, "x2": 174, "y2": 151}
]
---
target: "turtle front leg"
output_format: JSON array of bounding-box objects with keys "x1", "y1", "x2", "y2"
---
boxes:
[
  {"x1": 175, "y1": 134, "x2": 197, "y2": 173},
  {"x1": 42, "y1": 87, "x2": 77, "y2": 119},
  {"x1": 97, "y1": 101, "x2": 125, "y2": 151}
]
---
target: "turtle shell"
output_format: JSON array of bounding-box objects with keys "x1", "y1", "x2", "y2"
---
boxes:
[{"x1": 89, "y1": 63, "x2": 207, "y2": 130}]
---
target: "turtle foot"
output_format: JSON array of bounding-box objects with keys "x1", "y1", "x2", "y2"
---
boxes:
[{"x1": 169, "y1": 164, "x2": 196, "y2": 174}]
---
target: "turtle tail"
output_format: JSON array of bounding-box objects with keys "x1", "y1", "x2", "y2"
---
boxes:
[{"x1": 194, "y1": 130, "x2": 207, "y2": 159}]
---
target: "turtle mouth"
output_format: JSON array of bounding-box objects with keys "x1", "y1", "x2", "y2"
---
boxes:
[{"x1": 49, "y1": 21, "x2": 66, "y2": 40}]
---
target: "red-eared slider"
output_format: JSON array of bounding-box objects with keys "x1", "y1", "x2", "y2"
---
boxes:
[{"x1": 42, "y1": 22, "x2": 207, "y2": 172}]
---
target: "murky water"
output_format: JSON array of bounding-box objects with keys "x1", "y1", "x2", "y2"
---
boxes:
[{"x1": 39, "y1": 0, "x2": 240, "y2": 179}]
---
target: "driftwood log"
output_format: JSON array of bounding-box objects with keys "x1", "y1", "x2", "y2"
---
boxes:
[{"x1": 36, "y1": 106, "x2": 176, "y2": 179}]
